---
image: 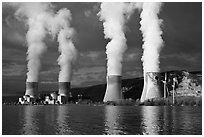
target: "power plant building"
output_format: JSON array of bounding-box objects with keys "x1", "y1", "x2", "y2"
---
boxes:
[
  {"x1": 25, "y1": 82, "x2": 38, "y2": 98},
  {"x1": 58, "y1": 82, "x2": 71, "y2": 104},
  {"x1": 59, "y1": 82, "x2": 70, "y2": 96},
  {"x1": 19, "y1": 81, "x2": 72, "y2": 104},
  {"x1": 140, "y1": 72, "x2": 162, "y2": 102},
  {"x1": 103, "y1": 75, "x2": 123, "y2": 102}
]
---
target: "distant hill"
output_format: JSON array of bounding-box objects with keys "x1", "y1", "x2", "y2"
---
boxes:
[
  {"x1": 69, "y1": 70, "x2": 202, "y2": 102},
  {"x1": 69, "y1": 77, "x2": 144, "y2": 102},
  {"x1": 2, "y1": 70, "x2": 202, "y2": 103}
]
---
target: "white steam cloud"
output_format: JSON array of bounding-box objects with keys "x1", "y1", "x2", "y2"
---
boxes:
[
  {"x1": 8, "y1": 2, "x2": 77, "y2": 82},
  {"x1": 57, "y1": 26, "x2": 77, "y2": 82},
  {"x1": 139, "y1": 2, "x2": 164, "y2": 73},
  {"x1": 98, "y1": 2, "x2": 136, "y2": 76},
  {"x1": 12, "y1": 3, "x2": 52, "y2": 82},
  {"x1": 45, "y1": 9, "x2": 78, "y2": 82}
]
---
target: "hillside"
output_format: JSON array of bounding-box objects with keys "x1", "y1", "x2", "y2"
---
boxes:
[
  {"x1": 2, "y1": 70, "x2": 202, "y2": 103},
  {"x1": 69, "y1": 70, "x2": 202, "y2": 102}
]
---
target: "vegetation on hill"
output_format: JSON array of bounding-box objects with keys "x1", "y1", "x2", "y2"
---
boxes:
[
  {"x1": 69, "y1": 70, "x2": 201, "y2": 102},
  {"x1": 2, "y1": 70, "x2": 202, "y2": 105},
  {"x1": 104, "y1": 96, "x2": 202, "y2": 106}
]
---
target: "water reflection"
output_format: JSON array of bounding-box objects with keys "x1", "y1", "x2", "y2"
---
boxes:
[
  {"x1": 163, "y1": 106, "x2": 174, "y2": 134},
  {"x1": 140, "y1": 106, "x2": 202, "y2": 135},
  {"x1": 56, "y1": 106, "x2": 72, "y2": 134},
  {"x1": 180, "y1": 107, "x2": 194, "y2": 133},
  {"x1": 21, "y1": 106, "x2": 39, "y2": 134},
  {"x1": 170, "y1": 107, "x2": 202, "y2": 134},
  {"x1": 141, "y1": 106, "x2": 163, "y2": 135},
  {"x1": 3, "y1": 105, "x2": 201, "y2": 135},
  {"x1": 104, "y1": 106, "x2": 127, "y2": 135}
]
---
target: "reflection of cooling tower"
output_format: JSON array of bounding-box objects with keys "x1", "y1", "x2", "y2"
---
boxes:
[
  {"x1": 142, "y1": 106, "x2": 161, "y2": 134},
  {"x1": 140, "y1": 72, "x2": 161, "y2": 102},
  {"x1": 25, "y1": 82, "x2": 38, "y2": 98},
  {"x1": 103, "y1": 75, "x2": 122, "y2": 102},
  {"x1": 58, "y1": 82, "x2": 70, "y2": 96}
]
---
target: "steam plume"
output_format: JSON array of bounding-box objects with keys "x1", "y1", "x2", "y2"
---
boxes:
[
  {"x1": 139, "y1": 2, "x2": 164, "y2": 73},
  {"x1": 9, "y1": 3, "x2": 77, "y2": 82},
  {"x1": 43, "y1": 8, "x2": 78, "y2": 82},
  {"x1": 12, "y1": 3, "x2": 52, "y2": 82},
  {"x1": 98, "y1": 2, "x2": 135, "y2": 76},
  {"x1": 55, "y1": 10, "x2": 77, "y2": 82},
  {"x1": 57, "y1": 27, "x2": 77, "y2": 82}
]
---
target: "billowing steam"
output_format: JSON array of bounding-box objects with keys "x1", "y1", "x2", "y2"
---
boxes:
[
  {"x1": 12, "y1": 3, "x2": 51, "y2": 82},
  {"x1": 139, "y1": 2, "x2": 164, "y2": 73},
  {"x1": 98, "y1": 2, "x2": 135, "y2": 76},
  {"x1": 135, "y1": 2, "x2": 164, "y2": 102},
  {"x1": 45, "y1": 9, "x2": 78, "y2": 82},
  {"x1": 57, "y1": 27, "x2": 77, "y2": 82},
  {"x1": 9, "y1": 3, "x2": 77, "y2": 82}
]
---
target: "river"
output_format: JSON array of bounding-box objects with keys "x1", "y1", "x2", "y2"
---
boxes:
[{"x1": 2, "y1": 105, "x2": 202, "y2": 135}]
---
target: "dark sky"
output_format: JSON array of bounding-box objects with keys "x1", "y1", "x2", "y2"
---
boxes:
[{"x1": 2, "y1": 2, "x2": 202, "y2": 96}]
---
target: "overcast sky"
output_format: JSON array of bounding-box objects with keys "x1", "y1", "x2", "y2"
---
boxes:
[{"x1": 2, "y1": 2, "x2": 202, "y2": 96}]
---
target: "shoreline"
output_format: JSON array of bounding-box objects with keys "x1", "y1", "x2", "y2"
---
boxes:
[{"x1": 3, "y1": 95, "x2": 202, "y2": 107}]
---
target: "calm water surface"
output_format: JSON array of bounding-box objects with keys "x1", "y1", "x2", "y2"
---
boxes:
[{"x1": 2, "y1": 105, "x2": 202, "y2": 135}]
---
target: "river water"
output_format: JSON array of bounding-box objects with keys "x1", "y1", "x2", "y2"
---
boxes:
[{"x1": 2, "y1": 105, "x2": 202, "y2": 135}]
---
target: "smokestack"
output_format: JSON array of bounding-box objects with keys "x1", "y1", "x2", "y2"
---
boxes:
[
  {"x1": 98, "y1": 3, "x2": 136, "y2": 102},
  {"x1": 25, "y1": 82, "x2": 38, "y2": 98},
  {"x1": 103, "y1": 75, "x2": 122, "y2": 102},
  {"x1": 140, "y1": 72, "x2": 162, "y2": 102},
  {"x1": 136, "y1": 2, "x2": 164, "y2": 102},
  {"x1": 58, "y1": 82, "x2": 70, "y2": 96}
]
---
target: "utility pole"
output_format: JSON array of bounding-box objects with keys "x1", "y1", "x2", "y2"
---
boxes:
[
  {"x1": 172, "y1": 77, "x2": 177, "y2": 105},
  {"x1": 164, "y1": 72, "x2": 167, "y2": 98},
  {"x1": 162, "y1": 72, "x2": 167, "y2": 98},
  {"x1": 172, "y1": 83, "x2": 175, "y2": 105}
]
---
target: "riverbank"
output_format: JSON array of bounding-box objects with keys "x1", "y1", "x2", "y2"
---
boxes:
[{"x1": 3, "y1": 96, "x2": 202, "y2": 106}]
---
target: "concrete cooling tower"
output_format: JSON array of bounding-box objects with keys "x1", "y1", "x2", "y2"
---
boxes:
[
  {"x1": 58, "y1": 82, "x2": 71, "y2": 96},
  {"x1": 103, "y1": 75, "x2": 123, "y2": 102},
  {"x1": 25, "y1": 82, "x2": 38, "y2": 98},
  {"x1": 140, "y1": 72, "x2": 162, "y2": 102}
]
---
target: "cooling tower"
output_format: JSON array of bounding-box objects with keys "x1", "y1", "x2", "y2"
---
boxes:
[
  {"x1": 103, "y1": 75, "x2": 122, "y2": 102},
  {"x1": 140, "y1": 72, "x2": 162, "y2": 102},
  {"x1": 25, "y1": 82, "x2": 38, "y2": 98},
  {"x1": 58, "y1": 82, "x2": 70, "y2": 96}
]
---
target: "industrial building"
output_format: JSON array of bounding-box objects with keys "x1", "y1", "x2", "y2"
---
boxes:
[
  {"x1": 19, "y1": 82, "x2": 72, "y2": 105},
  {"x1": 103, "y1": 75, "x2": 123, "y2": 102},
  {"x1": 140, "y1": 72, "x2": 162, "y2": 102}
]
